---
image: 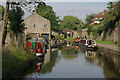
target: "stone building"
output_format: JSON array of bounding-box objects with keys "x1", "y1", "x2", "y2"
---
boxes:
[
  {"x1": 81, "y1": 28, "x2": 89, "y2": 38},
  {"x1": 91, "y1": 10, "x2": 108, "y2": 26},
  {"x1": 62, "y1": 29, "x2": 79, "y2": 38},
  {"x1": 24, "y1": 12, "x2": 51, "y2": 41}
]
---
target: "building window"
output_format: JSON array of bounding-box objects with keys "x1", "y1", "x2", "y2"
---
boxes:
[
  {"x1": 44, "y1": 24, "x2": 47, "y2": 28},
  {"x1": 34, "y1": 24, "x2": 37, "y2": 28}
]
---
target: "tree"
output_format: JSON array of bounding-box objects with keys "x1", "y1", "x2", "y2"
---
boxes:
[
  {"x1": 2, "y1": 2, "x2": 9, "y2": 46},
  {"x1": 1, "y1": 1, "x2": 44, "y2": 47},
  {"x1": 8, "y1": 6, "x2": 25, "y2": 48},
  {"x1": 60, "y1": 16, "x2": 84, "y2": 30},
  {"x1": 102, "y1": 1, "x2": 120, "y2": 40},
  {"x1": 85, "y1": 14, "x2": 94, "y2": 25},
  {"x1": 36, "y1": 3, "x2": 60, "y2": 31}
]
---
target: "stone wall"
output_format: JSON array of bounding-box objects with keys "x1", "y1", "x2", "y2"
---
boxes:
[
  {"x1": 73, "y1": 30, "x2": 78, "y2": 38},
  {"x1": 99, "y1": 24, "x2": 120, "y2": 42},
  {"x1": 81, "y1": 23, "x2": 120, "y2": 42}
]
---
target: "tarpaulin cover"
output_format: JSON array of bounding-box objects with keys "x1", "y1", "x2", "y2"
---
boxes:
[
  {"x1": 37, "y1": 42, "x2": 41, "y2": 49},
  {"x1": 31, "y1": 42, "x2": 37, "y2": 49},
  {"x1": 26, "y1": 42, "x2": 32, "y2": 48}
]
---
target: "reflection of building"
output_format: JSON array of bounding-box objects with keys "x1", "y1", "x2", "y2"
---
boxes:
[
  {"x1": 24, "y1": 11, "x2": 51, "y2": 40},
  {"x1": 62, "y1": 41, "x2": 73, "y2": 49}
]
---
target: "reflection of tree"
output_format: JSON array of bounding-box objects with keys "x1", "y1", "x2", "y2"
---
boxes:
[
  {"x1": 85, "y1": 51, "x2": 120, "y2": 78},
  {"x1": 95, "y1": 52, "x2": 119, "y2": 78},
  {"x1": 41, "y1": 50, "x2": 58, "y2": 74},
  {"x1": 61, "y1": 48, "x2": 78, "y2": 59}
]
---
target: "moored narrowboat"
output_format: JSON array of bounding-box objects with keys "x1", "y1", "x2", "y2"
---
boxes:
[
  {"x1": 78, "y1": 39, "x2": 97, "y2": 50},
  {"x1": 26, "y1": 39, "x2": 46, "y2": 56}
]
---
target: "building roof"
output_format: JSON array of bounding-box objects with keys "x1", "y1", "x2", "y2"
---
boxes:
[
  {"x1": 94, "y1": 9, "x2": 108, "y2": 18},
  {"x1": 24, "y1": 12, "x2": 50, "y2": 22}
]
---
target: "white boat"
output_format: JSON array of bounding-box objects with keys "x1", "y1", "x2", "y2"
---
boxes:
[{"x1": 36, "y1": 53, "x2": 44, "y2": 56}]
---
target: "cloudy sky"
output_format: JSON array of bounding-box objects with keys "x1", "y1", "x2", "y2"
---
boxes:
[
  {"x1": 23, "y1": 2, "x2": 108, "y2": 21},
  {"x1": 0, "y1": 0, "x2": 115, "y2": 2},
  {"x1": 46, "y1": 2, "x2": 108, "y2": 21},
  {"x1": 45, "y1": 0, "x2": 114, "y2": 2},
  {"x1": 0, "y1": 1, "x2": 114, "y2": 21}
]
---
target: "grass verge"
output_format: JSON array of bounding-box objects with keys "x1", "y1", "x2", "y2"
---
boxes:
[
  {"x1": 96, "y1": 40, "x2": 115, "y2": 45},
  {"x1": 2, "y1": 47, "x2": 36, "y2": 79}
]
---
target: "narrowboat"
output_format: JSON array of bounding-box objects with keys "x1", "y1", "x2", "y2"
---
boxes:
[
  {"x1": 26, "y1": 39, "x2": 46, "y2": 57},
  {"x1": 35, "y1": 40, "x2": 46, "y2": 57},
  {"x1": 76, "y1": 39, "x2": 97, "y2": 50},
  {"x1": 73, "y1": 36, "x2": 80, "y2": 43}
]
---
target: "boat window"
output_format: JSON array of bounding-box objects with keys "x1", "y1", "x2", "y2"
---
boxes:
[
  {"x1": 93, "y1": 40, "x2": 96, "y2": 44},
  {"x1": 89, "y1": 40, "x2": 92, "y2": 45}
]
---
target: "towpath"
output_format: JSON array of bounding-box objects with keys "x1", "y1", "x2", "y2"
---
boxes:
[{"x1": 97, "y1": 43, "x2": 120, "y2": 53}]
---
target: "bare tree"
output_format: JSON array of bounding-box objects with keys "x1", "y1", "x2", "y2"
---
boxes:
[{"x1": 1, "y1": 2, "x2": 9, "y2": 47}]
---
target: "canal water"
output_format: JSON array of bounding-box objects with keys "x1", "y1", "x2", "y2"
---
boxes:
[{"x1": 26, "y1": 42, "x2": 120, "y2": 78}]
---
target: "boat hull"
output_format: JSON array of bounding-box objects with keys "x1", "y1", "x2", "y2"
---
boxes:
[
  {"x1": 36, "y1": 53, "x2": 44, "y2": 57},
  {"x1": 74, "y1": 42, "x2": 98, "y2": 51}
]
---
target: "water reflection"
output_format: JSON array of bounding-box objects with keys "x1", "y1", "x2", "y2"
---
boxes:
[
  {"x1": 85, "y1": 50, "x2": 97, "y2": 64},
  {"x1": 84, "y1": 49, "x2": 120, "y2": 78},
  {"x1": 61, "y1": 47, "x2": 78, "y2": 59},
  {"x1": 95, "y1": 51, "x2": 120, "y2": 78},
  {"x1": 26, "y1": 41, "x2": 120, "y2": 78},
  {"x1": 41, "y1": 50, "x2": 58, "y2": 74},
  {"x1": 36, "y1": 44, "x2": 58, "y2": 75},
  {"x1": 37, "y1": 62, "x2": 43, "y2": 74}
]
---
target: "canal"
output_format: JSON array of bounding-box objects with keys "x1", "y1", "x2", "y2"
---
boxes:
[{"x1": 26, "y1": 42, "x2": 120, "y2": 78}]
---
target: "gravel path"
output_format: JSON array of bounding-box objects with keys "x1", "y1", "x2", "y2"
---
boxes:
[{"x1": 97, "y1": 43, "x2": 120, "y2": 52}]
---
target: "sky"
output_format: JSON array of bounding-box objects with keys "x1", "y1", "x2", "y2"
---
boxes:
[
  {"x1": 0, "y1": 0, "x2": 115, "y2": 2},
  {"x1": 45, "y1": 0, "x2": 115, "y2": 2},
  {"x1": 46, "y1": 2, "x2": 108, "y2": 21},
  {"x1": 23, "y1": 2, "x2": 108, "y2": 22},
  {"x1": 0, "y1": 1, "x2": 111, "y2": 21}
]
